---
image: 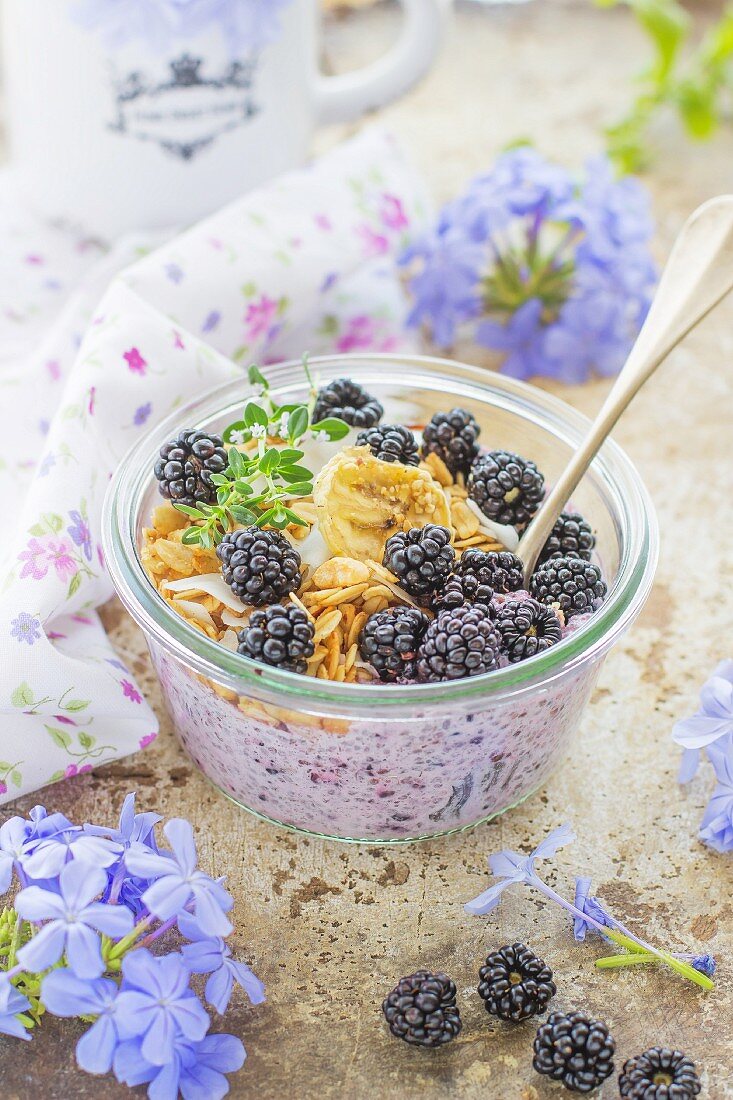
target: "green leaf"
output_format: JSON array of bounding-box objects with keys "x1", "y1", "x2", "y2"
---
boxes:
[
  {"x1": 635, "y1": 0, "x2": 690, "y2": 82},
  {"x1": 278, "y1": 464, "x2": 313, "y2": 483},
  {"x1": 276, "y1": 448, "x2": 305, "y2": 464},
  {"x1": 49, "y1": 771, "x2": 65, "y2": 783},
  {"x1": 675, "y1": 79, "x2": 718, "y2": 138},
  {"x1": 64, "y1": 698, "x2": 90, "y2": 713},
  {"x1": 233, "y1": 480, "x2": 255, "y2": 496},
  {"x1": 255, "y1": 508, "x2": 277, "y2": 528},
  {"x1": 244, "y1": 401, "x2": 269, "y2": 429},
  {"x1": 173, "y1": 503, "x2": 206, "y2": 519},
  {"x1": 227, "y1": 446, "x2": 247, "y2": 477},
  {"x1": 11, "y1": 683, "x2": 34, "y2": 708},
  {"x1": 43, "y1": 513, "x2": 63, "y2": 534},
  {"x1": 248, "y1": 364, "x2": 268, "y2": 390},
  {"x1": 46, "y1": 726, "x2": 72, "y2": 750},
  {"x1": 283, "y1": 508, "x2": 309, "y2": 528},
  {"x1": 287, "y1": 406, "x2": 309, "y2": 442},
  {"x1": 10, "y1": 770, "x2": 22, "y2": 789},
  {"x1": 311, "y1": 417, "x2": 350, "y2": 441},
  {"x1": 199, "y1": 530, "x2": 213, "y2": 549},
  {"x1": 181, "y1": 527, "x2": 203, "y2": 545},
  {"x1": 208, "y1": 473, "x2": 230, "y2": 487},
  {"x1": 78, "y1": 731, "x2": 95, "y2": 750},
  {"x1": 28, "y1": 524, "x2": 45, "y2": 538},
  {"x1": 229, "y1": 505, "x2": 258, "y2": 526},
  {"x1": 67, "y1": 572, "x2": 82, "y2": 599},
  {"x1": 283, "y1": 482, "x2": 313, "y2": 497},
  {"x1": 259, "y1": 448, "x2": 281, "y2": 476}
]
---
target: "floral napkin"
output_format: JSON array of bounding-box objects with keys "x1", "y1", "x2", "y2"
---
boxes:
[{"x1": 0, "y1": 128, "x2": 431, "y2": 805}]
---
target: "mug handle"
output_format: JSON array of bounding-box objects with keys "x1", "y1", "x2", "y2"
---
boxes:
[{"x1": 316, "y1": 0, "x2": 449, "y2": 125}]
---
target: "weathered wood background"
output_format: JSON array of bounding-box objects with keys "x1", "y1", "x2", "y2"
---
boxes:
[{"x1": 2, "y1": 1, "x2": 732, "y2": 1096}]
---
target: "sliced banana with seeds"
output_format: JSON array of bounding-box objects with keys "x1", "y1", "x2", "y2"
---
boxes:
[{"x1": 313, "y1": 445, "x2": 450, "y2": 562}]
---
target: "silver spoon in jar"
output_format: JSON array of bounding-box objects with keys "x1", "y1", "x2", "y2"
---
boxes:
[{"x1": 518, "y1": 194, "x2": 733, "y2": 585}]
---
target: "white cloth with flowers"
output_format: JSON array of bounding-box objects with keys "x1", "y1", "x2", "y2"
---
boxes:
[{"x1": 0, "y1": 128, "x2": 431, "y2": 805}]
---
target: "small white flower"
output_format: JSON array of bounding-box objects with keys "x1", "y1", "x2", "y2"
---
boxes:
[
  {"x1": 311, "y1": 430, "x2": 329, "y2": 443},
  {"x1": 250, "y1": 423, "x2": 266, "y2": 439},
  {"x1": 277, "y1": 412, "x2": 290, "y2": 439},
  {"x1": 229, "y1": 429, "x2": 247, "y2": 445}
]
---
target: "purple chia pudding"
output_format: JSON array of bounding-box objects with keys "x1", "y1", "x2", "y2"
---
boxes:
[{"x1": 103, "y1": 354, "x2": 658, "y2": 842}]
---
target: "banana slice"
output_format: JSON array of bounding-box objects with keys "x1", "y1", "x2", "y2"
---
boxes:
[{"x1": 313, "y1": 445, "x2": 450, "y2": 561}]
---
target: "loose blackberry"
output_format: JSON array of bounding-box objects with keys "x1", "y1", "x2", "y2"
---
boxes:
[
  {"x1": 383, "y1": 525, "x2": 455, "y2": 597},
  {"x1": 433, "y1": 573, "x2": 495, "y2": 613},
  {"x1": 478, "y1": 942, "x2": 556, "y2": 1022},
  {"x1": 217, "y1": 527, "x2": 301, "y2": 607},
  {"x1": 456, "y1": 548, "x2": 524, "y2": 595},
  {"x1": 538, "y1": 511, "x2": 596, "y2": 565},
  {"x1": 494, "y1": 598, "x2": 563, "y2": 663},
  {"x1": 359, "y1": 606, "x2": 429, "y2": 682},
  {"x1": 356, "y1": 424, "x2": 419, "y2": 466},
  {"x1": 533, "y1": 1011, "x2": 615, "y2": 1093},
  {"x1": 312, "y1": 377, "x2": 383, "y2": 428},
  {"x1": 416, "y1": 604, "x2": 501, "y2": 682},
  {"x1": 529, "y1": 556, "x2": 607, "y2": 620},
  {"x1": 421, "y1": 407, "x2": 481, "y2": 477},
  {"x1": 619, "y1": 1047, "x2": 702, "y2": 1100},
  {"x1": 154, "y1": 429, "x2": 228, "y2": 507},
  {"x1": 382, "y1": 971, "x2": 461, "y2": 1048},
  {"x1": 468, "y1": 450, "x2": 545, "y2": 528},
  {"x1": 237, "y1": 604, "x2": 315, "y2": 674}
]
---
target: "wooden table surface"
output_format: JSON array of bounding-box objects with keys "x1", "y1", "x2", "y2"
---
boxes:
[{"x1": 3, "y1": 2, "x2": 733, "y2": 1097}]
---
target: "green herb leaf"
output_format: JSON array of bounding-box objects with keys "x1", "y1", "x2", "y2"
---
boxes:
[
  {"x1": 277, "y1": 448, "x2": 305, "y2": 464},
  {"x1": 248, "y1": 364, "x2": 269, "y2": 390},
  {"x1": 283, "y1": 482, "x2": 313, "y2": 497},
  {"x1": 287, "y1": 406, "x2": 309, "y2": 442},
  {"x1": 260, "y1": 447, "x2": 281, "y2": 476},
  {"x1": 278, "y1": 464, "x2": 313, "y2": 483},
  {"x1": 283, "y1": 508, "x2": 309, "y2": 527},
  {"x1": 244, "y1": 401, "x2": 269, "y2": 429},
  {"x1": 311, "y1": 417, "x2": 350, "y2": 441},
  {"x1": 227, "y1": 446, "x2": 247, "y2": 478},
  {"x1": 229, "y1": 506, "x2": 258, "y2": 526},
  {"x1": 181, "y1": 527, "x2": 203, "y2": 545}
]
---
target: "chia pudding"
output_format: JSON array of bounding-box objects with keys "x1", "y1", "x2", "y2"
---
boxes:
[{"x1": 103, "y1": 354, "x2": 657, "y2": 842}]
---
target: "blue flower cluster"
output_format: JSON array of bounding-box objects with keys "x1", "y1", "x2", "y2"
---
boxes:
[
  {"x1": 673, "y1": 660, "x2": 733, "y2": 853},
  {"x1": 402, "y1": 148, "x2": 657, "y2": 382},
  {"x1": 0, "y1": 795, "x2": 264, "y2": 1099}
]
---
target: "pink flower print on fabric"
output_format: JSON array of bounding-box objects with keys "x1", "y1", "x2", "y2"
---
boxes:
[
  {"x1": 356, "y1": 225, "x2": 390, "y2": 258},
  {"x1": 64, "y1": 764, "x2": 92, "y2": 779},
  {"x1": 314, "y1": 213, "x2": 333, "y2": 232},
  {"x1": 244, "y1": 295, "x2": 279, "y2": 342},
  {"x1": 139, "y1": 732, "x2": 158, "y2": 750},
  {"x1": 335, "y1": 316, "x2": 400, "y2": 354},
  {"x1": 380, "y1": 193, "x2": 409, "y2": 231},
  {"x1": 46, "y1": 361, "x2": 61, "y2": 382},
  {"x1": 123, "y1": 348, "x2": 147, "y2": 375},
  {"x1": 121, "y1": 680, "x2": 143, "y2": 705},
  {"x1": 19, "y1": 537, "x2": 76, "y2": 582}
]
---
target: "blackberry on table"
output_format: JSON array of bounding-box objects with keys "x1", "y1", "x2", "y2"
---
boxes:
[
  {"x1": 312, "y1": 377, "x2": 383, "y2": 428},
  {"x1": 529, "y1": 556, "x2": 607, "y2": 620},
  {"x1": 478, "y1": 942, "x2": 556, "y2": 1022},
  {"x1": 456, "y1": 548, "x2": 524, "y2": 595},
  {"x1": 356, "y1": 424, "x2": 419, "y2": 466},
  {"x1": 619, "y1": 1047, "x2": 702, "y2": 1100},
  {"x1": 416, "y1": 604, "x2": 501, "y2": 682},
  {"x1": 433, "y1": 573, "x2": 495, "y2": 613},
  {"x1": 538, "y1": 511, "x2": 596, "y2": 565},
  {"x1": 382, "y1": 971, "x2": 462, "y2": 1048},
  {"x1": 468, "y1": 450, "x2": 545, "y2": 528},
  {"x1": 237, "y1": 604, "x2": 315, "y2": 674},
  {"x1": 533, "y1": 1011, "x2": 615, "y2": 1093},
  {"x1": 217, "y1": 527, "x2": 301, "y2": 606},
  {"x1": 383, "y1": 525, "x2": 455, "y2": 597},
  {"x1": 154, "y1": 428, "x2": 228, "y2": 507},
  {"x1": 421, "y1": 407, "x2": 481, "y2": 477},
  {"x1": 494, "y1": 598, "x2": 563, "y2": 663},
  {"x1": 359, "y1": 606, "x2": 429, "y2": 682}
]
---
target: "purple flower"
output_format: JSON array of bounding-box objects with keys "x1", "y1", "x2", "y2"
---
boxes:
[
  {"x1": 67, "y1": 510, "x2": 92, "y2": 562},
  {"x1": 113, "y1": 1031, "x2": 245, "y2": 1098},
  {"x1": 165, "y1": 263, "x2": 184, "y2": 284},
  {"x1": 571, "y1": 876, "x2": 613, "y2": 941},
  {"x1": 179, "y1": 913, "x2": 265, "y2": 1015},
  {"x1": 42, "y1": 970, "x2": 123, "y2": 1073},
  {"x1": 0, "y1": 980, "x2": 31, "y2": 1041},
  {"x1": 38, "y1": 453, "x2": 56, "y2": 477},
  {"x1": 114, "y1": 948, "x2": 209, "y2": 1066},
  {"x1": 698, "y1": 735, "x2": 733, "y2": 853},
  {"x1": 673, "y1": 660, "x2": 733, "y2": 783},
  {"x1": 87, "y1": 792, "x2": 161, "y2": 850},
  {"x1": 476, "y1": 298, "x2": 547, "y2": 379},
  {"x1": 125, "y1": 819, "x2": 233, "y2": 936},
  {"x1": 202, "y1": 311, "x2": 221, "y2": 334},
  {"x1": 691, "y1": 954, "x2": 717, "y2": 978},
  {"x1": 465, "y1": 823, "x2": 576, "y2": 916},
  {"x1": 542, "y1": 293, "x2": 630, "y2": 382},
  {"x1": 21, "y1": 826, "x2": 122, "y2": 880},
  {"x1": 133, "y1": 402, "x2": 152, "y2": 427},
  {"x1": 15, "y1": 861, "x2": 134, "y2": 978},
  {"x1": 10, "y1": 613, "x2": 42, "y2": 646}
]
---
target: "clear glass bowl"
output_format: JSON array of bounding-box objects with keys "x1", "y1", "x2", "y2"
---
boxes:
[{"x1": 103, "y1": 354, "x2": 658, "y2": 843}]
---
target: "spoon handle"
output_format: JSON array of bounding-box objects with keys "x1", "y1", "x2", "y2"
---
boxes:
[{"x1": 518, "y1": 194, "x2": 733, "y2": 583}]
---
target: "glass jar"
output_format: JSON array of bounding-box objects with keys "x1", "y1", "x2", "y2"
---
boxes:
[{"x1": 103, "y1": 354, "x2": 658, "y2": 843}]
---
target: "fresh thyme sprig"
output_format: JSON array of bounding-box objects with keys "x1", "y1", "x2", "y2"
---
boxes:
[{"x1": 176, "y1": 357, "x2": 349, "y2": 548}]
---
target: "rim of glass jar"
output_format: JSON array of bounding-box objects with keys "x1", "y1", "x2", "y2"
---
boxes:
[{"x1": 103, "y1": 353, "x2": 659, "y2": 709}]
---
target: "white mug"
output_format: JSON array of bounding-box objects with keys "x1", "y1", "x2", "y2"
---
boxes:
[{"x1": 1, "y1": 0, "x2": 446, "y2": 238}]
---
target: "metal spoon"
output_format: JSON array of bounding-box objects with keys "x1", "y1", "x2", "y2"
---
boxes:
[{"x1": 518, "y1": 194, "x2": 733, "y2": 584}]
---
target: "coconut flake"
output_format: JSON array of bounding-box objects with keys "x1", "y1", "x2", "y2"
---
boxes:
[
  {"x1": 282, "y1": 524, "x2": 331, "y2": 572},
  {"x1": 221, "y1": 607, "x2": 249, "y2": 628},
  {"x1": 464, "y1": 499, "x2": 519, "y2": 551},
  {"x1": 220, "y1": 629, "x2": 240, "y2": 651},
  {"x1": 162, "y1": 572, "x2": 248, "y2": 613},
  {"x1": 171, "y1": 599, "x2": 216, "y2": 631}
]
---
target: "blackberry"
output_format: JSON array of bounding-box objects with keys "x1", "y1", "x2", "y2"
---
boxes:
[
  {"x1": 383, "y1": 525, "x2": 455, "y2": 597},
  {"x1": 619, "y1": 1047, "x2": 702, "y2": 1100},
  {"x1": 154, "y1": 429, "x2": 228, "y2": 507},
  {"x1": 478, "y1": 942, "x2": 556, "y2": 1022},
  {"x1": 468, "y1": 450, "x2": 545, "y2": 528},
  {"x1": 494, "y1": 598, "x2": 563, "y2": 663},
  {"x1": 529, "y1": 556, "x2": 607, "y2": 620},
  {"x1": 416, "y1": 604, "x2": 501, "y2": 682},
  {"x1": 539, "y1": 511, "x2": 596, "y2": 566},
  {"x1": 312, "y1": 377, "x2": 383, "y2": 429},
  {"x1": 217, "y1": 527, "x2": 301, "y2": 607},
  {"x1": 356, "y1": 424, "x2": 419, "y2": 466},
  {"x1": 237, "y1": 604, "x2": 315, "y2": 674},
  {"x1": 359, "y1": 606, "x2": 429, "y2": 682},
  {"x1": 421, "y1": 407, "x2": 481, "y2": 477},
  {"x1": 382, "y1": 971, "x2": 461, "y2": 1048},
  {"x1": 433, "y1": 573, "x2": 495, "y2": 613},
  {"x1": 456, "y1": 548, "x2": 524, "y2": 595},
  {"x1": 533, "y1": 1011, "x2": 615, "y2": 1093}
]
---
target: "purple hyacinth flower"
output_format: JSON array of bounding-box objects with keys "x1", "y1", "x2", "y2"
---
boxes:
[
  {"x1": 0, "y1": 979, "x2": 31, "y2": 1041},
  {"x1": 21, "y1": 826, "x2": 123, "y2": 881},
  {"x1": 86, "y1": 792, "x2": 161, "y2": 850},
  {"x1": 179, "y1": 913, "x2": 265, "y2": 1015},
  {"x1": 125, "y1": 819, "x2": 233, "y2": 937},
  {"x1": 113, "y1": 1031, "x2": 246, "y2": 1099},
  {"x1": 476, "y1": 298, "x2": 546, "y2": 379},
  {"x1": 543, "y1": 292, "x2": 630, "y2": 383},
  {"x1": 465, "y1": 823, "x2": 576, "y2": 916},
  {"x1": 15, "y1": 861, "x2": 133, "y2": 978},
  {"x1": 673, "y1": 661, "x2": 733, "y2": 783},
  {"x1": 571, "y1": 877, "x2": 614, "y2": 941},
  {"x1": 114, "y1": 948, "x2": 209, "y2": 1067},
  {"x1": 42, "y1": 970, "x2": 123, "y2": 1073},
  {"x1": 698, "y1": 735, "x2": 733, "y2": 853}
]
